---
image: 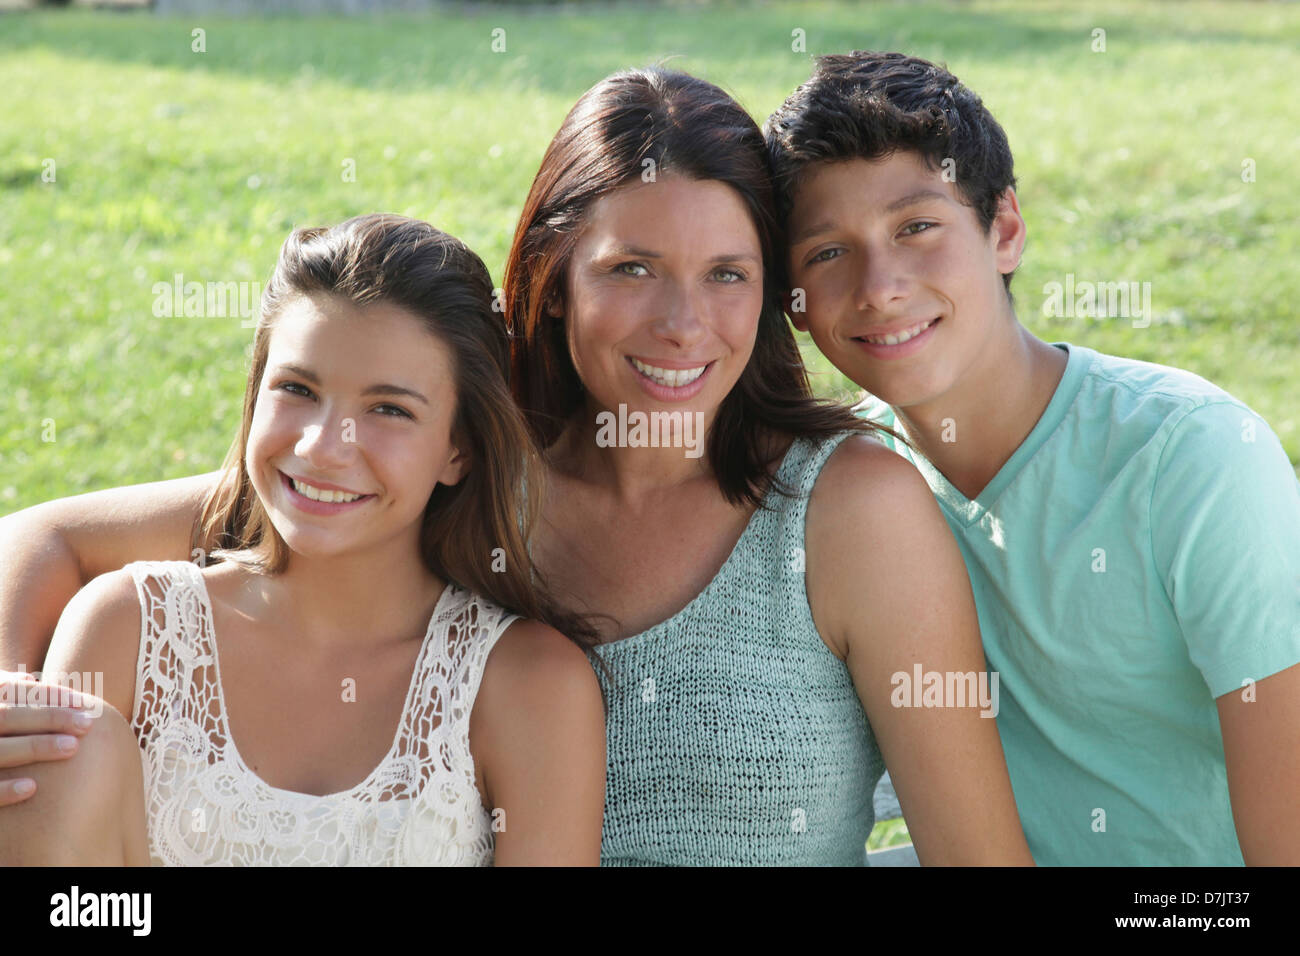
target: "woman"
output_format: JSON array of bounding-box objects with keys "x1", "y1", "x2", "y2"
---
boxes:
[{"x1": 1, "y1": 68, "x2": 1031, "y2": 865}]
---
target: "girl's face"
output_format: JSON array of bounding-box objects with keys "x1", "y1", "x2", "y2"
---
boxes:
[
  {"x1": 562, "y1": 175, "x2": 764, "y2": 434},
  {"x1": 246, "y1": 294, "x2": 466, "y2": 562}
]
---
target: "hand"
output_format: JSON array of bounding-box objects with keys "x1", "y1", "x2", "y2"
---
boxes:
[{"x1": 0, "y1": 671, "x2": 97, "y2": 806}]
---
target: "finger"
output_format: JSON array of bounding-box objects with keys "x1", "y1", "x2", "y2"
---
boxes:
[
  {"x1": 0, "y1": 778, "x2": 37, "y2": 807},
  {"x1": 0, "y1": 680, "x2": 93, "y2": 711},
  {"x1": 0, "y1": 733, "x2": 80, "y2": 770},
  {"x1": 0, "y1": 703, "x2": 96, "y2": 736}
]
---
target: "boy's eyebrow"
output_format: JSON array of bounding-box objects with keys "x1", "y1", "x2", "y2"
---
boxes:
[
  {"x1": 791, "y1": 190, "x2": 953, "y2": 246},
  {"x1": 273, "y1": 364, "x2": 429, "y2": 404},
  {"x1": 884, "y1": 189, "x2": 952, "y2": 213}
]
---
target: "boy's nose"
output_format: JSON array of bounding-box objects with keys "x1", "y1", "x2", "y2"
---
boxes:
[{"x1": 857, "y1": 252, "x2": 910, "y2": 313}]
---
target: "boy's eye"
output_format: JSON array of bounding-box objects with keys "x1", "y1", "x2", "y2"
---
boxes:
[
  {"x1": 808, "y1": 247, "x2": 844, "y2": 265},
  {"x1": 901, "y1": 221, "x2": 937, "y2": 236},
  {"x1": 615, "y1": 262, "x2": 649, "y2": 277}
]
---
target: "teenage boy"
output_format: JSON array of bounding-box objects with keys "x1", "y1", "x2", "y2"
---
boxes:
[{"x1": 765, "y1": 51, "x2": 1300, "y2": 865}]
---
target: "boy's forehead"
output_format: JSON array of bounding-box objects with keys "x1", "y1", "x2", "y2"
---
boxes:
[{"x1": 789, "y1": 152, "x2": 961, "y2": 229}]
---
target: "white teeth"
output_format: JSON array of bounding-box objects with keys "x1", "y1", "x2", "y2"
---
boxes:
[
  {"x1": 863, "y1": 318, "x2": 937, "y2": 346},
  {"x1": 631, "y1": 358, "x2": 708, "y2": 387},
  {"x1": 291, "y1": 477, "x2": 363, "y2": 503}
]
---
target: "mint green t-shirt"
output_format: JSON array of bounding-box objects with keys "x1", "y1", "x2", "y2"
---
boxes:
[{"x1": 857, "y1": 342, "x2": 1300, "y2": 865}]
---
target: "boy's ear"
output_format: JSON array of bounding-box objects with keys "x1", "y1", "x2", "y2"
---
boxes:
[
  {"x1": 781, "y1": 290, "x2": 810, "y2": 332},
  {"x1": 991, "y1": 187, "x2": 1027, "y2": 276}
]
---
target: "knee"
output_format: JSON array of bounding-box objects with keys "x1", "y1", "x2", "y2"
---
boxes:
[{"x1": 0, "y1": 697, "x2": 142, "y2": 865}]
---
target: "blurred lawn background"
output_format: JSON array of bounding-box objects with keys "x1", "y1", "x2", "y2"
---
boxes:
[{"x1": 1, "y1": 0, "x2": 1296, "y2": 853}]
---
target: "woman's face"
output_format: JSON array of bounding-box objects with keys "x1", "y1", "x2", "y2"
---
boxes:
[
  {"x1": 562, "y1": 175, "x2": 765, "y2": 435},
  {"x1": 246, "y1": 293, "x2": 466, "y2": 563}
]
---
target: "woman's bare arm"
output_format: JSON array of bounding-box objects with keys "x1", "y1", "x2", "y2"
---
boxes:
[
  {"x1": 0, "y1": 473, "x2": 217, "y2": 801},
  {"x1": 807, "y1": 437, "x2": 1034, "y2": 865},
  {"x1": 0, "y1": 471, "x2": 218, "y2": 672}
]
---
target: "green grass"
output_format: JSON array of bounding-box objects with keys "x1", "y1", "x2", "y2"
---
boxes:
[{"x1": 2, "y1": 0, "x2": 1298, "y2": 517}]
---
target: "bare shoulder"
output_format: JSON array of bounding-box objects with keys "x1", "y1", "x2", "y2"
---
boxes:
[
  {"x1": 476, "y1": 619, "x2": 602, "y2": 711},
  {"x1": 805, "y1": 435, "x2": 959, "y2": 658},
  {"x1": 808, "y1": 434, "x2": 940, "y2": 533},
  {"x1": 44, "y1": 567, "x2": 142, "y2": 721},
  {"x1": 469, "y1": 618, "x2": 605, "y2": 816}
]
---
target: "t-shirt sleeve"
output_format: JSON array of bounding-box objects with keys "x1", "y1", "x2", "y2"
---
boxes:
[{"x1": 1150, "y1": 400, "x2": 1300, "y2": 697}]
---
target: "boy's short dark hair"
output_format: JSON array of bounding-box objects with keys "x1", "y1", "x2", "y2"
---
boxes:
[{"x1": 765, "y1": 51, "x2": 1018, "y2": 293}]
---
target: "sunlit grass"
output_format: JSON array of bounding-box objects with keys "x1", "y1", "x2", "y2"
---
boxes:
[{"x1": 3, "y1": 0, "x2": 1297, "y2": 515}]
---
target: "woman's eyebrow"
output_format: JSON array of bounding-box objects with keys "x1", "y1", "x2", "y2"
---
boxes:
[
  {"x1": 598, "y1": 244, "x2": 757, "y2": 263},
  {"x1": 272, "y1": 365, "x2": 428, "y2": 404}
]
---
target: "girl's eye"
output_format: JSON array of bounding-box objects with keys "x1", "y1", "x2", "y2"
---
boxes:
[
  {"x1": 901, "y1": 221, "x2": 937, "y2": 236},
  {"x1": 276, "y1": 381, "x2": 314, "y2": 398},
  {"x1": 375, "y1": 404, "x2": 413, "y2": 419},
  {"x1": 808, "y1": 247, "x2": 844, "y2": 265},
  {"x1": 615, "y1": 262, "x2": 649, "y2": 277}
]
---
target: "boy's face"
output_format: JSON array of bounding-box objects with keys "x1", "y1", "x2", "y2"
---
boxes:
[{"x1": 784, "y1": 151, "x2": 1024, "y2": 411}]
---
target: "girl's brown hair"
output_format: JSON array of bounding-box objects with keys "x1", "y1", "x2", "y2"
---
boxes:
[
  {"x1": 502, "y1": 67, "x2": 900, "y2": 508},
  {"x1": 192, "y1": 213, "x2": 601, "y2": 655}
]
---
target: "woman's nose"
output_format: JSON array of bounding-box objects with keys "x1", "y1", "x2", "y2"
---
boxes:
[{"x1": 651, "y1": 282, "x2": 707, "y2": 348}]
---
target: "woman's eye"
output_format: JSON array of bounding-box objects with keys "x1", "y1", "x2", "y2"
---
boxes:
[
  {"x1": 615, "y1": 262, "x2": 649, "y2": 277},
  {"x1": 808, "y1": 247, "x2": 844, "y2": 265},
  {"x1": 901, "y1": 221, "x2": 937, "y2": 236},
  {"x1": 375, "y1": 404, "x2": 413, "y2": 419},
  {"x1": 713, "y1": 267, "x2": 747, "y2": 283}
]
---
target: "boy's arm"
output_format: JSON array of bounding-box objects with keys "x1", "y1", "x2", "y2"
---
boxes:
[
  {"x1": 1150, "y1": 402, "x2": 1300, "y2": 865},
  {"x1": 1217, "y1": 663, "x2": 1300, "y2": 864},
  {"x1": 0, "y1": 472, "x2": 218, "y2": 672}
]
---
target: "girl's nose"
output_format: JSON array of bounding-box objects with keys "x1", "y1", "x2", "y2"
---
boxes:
[{"x1": 294, "y1": 418, "x2": 355, "y2": 470}]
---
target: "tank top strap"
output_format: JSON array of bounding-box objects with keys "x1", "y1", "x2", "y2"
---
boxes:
[
  {"x1": 121, "y1": 559, "x2": 220, "y2": 747},
  {"x1": 748, "y1": 430, "x2": 859, "y2": 599},
  {"x1": 413, "y1": 585, "x2": 521, "y2": 736}
]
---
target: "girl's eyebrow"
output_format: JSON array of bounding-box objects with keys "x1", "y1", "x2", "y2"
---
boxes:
[{"x1": 272, "y1": 364, "x2": 429, "y2": 405}]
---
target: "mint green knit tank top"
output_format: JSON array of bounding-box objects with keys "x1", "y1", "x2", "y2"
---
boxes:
[{"x1": 594, "y1": 431, "x2": 884, "y2": 866}]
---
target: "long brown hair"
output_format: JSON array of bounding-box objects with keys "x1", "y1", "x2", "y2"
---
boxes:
[
  {"x1": 502, "y1": 66, "x2": 900, "y2": 508},
  {"x1": 193, "y1": 213, "x2": 602, "y2": 656}
]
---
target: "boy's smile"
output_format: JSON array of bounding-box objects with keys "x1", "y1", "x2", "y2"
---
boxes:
[{"x1": 784, "y1": 151, "x2": 1024, "y2": 413}]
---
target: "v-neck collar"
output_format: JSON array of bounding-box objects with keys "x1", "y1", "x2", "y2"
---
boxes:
[{"x1": 892, "y1": 342, "x2": 1092, "y2": 527}]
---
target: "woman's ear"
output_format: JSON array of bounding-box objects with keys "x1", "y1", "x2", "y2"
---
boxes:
[{"x1": 544, "y1": 292, "x2": 564, "y2": 318}]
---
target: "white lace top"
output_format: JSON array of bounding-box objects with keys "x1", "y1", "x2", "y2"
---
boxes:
[{"x1": 122, "y1": 560, "x2": 518, "y2": 866}]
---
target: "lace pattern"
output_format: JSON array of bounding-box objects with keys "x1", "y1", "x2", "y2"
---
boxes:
[{"x1": 124, "y1": 561, "x2": 518, "y2": 866}]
